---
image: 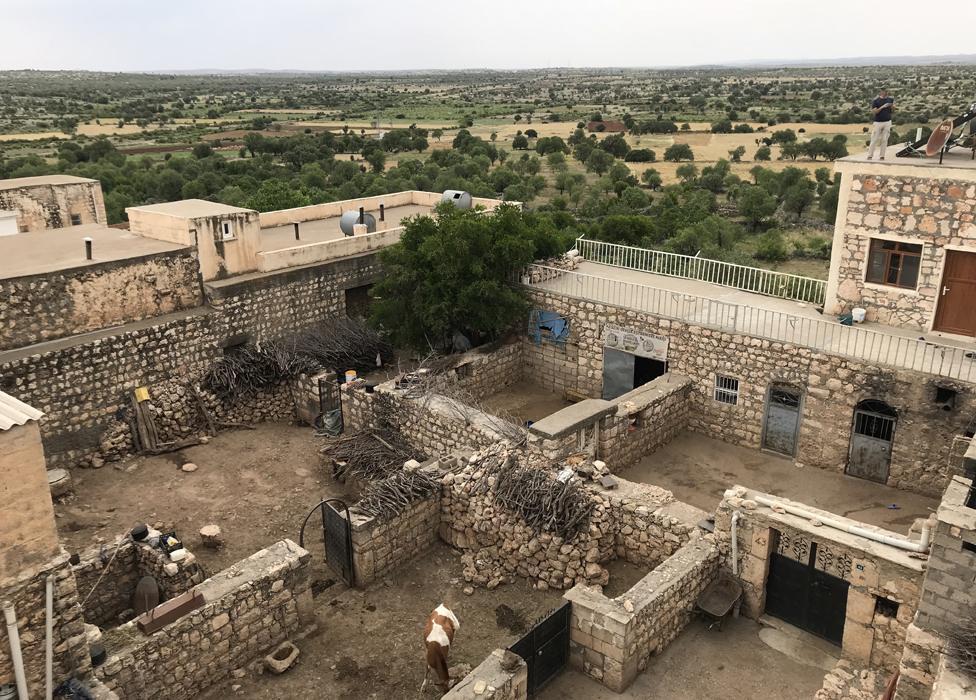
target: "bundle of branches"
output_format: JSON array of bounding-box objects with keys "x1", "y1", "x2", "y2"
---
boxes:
[
  {"x1": 491, "y1": 458, "x2": 594, "y2": 541},
  {"x1": 202, "y1": 341, "x2": 321, "y2": 399},
  {"x1": 321, "y1": 430, "x2": 419, "y2": 482},
  {"x1": 355, "y1": 470, "x2": 440, "y2": 521},
  {"x1": 292, "y1": 317, "x2": 393, "y2": 374},
  {"x1": 946, "y1": 615, "x2": 976, "y2": 679}
]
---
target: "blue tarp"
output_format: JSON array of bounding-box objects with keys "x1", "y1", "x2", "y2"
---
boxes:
[{"x1": 530, "y1": 310, "x2": 570, "y2": 346}]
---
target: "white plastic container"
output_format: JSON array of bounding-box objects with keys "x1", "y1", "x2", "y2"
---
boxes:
[
  {"x1": 344, "y1": 370, "x2": 357, "y2": 383},
  {"x1": 852, "y1": 307, "x2": 866, "y2": 323}
]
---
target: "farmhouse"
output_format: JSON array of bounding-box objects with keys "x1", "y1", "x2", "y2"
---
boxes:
[{"x1": 0, "y1": 143, "x2": 975, "y2": 700}]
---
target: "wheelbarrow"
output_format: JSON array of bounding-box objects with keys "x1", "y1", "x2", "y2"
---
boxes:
[{"x1": 695, "y1": 574, "x2": 743, "y2": 630}]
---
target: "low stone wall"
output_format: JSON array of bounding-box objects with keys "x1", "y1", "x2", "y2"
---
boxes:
[
  {"x1": 444, "y1": 649, "x2": 528, "y2": 700},
  {"x1": 349, "y1": 487, "x2": 441, "y2": 586},
  {"x1": 73, "y1": 534, "x2": 206, "y2": 628},
  {"x1": 815, "y1": 659, "x2": 889, "y2": 700},
  {"x1": 564, "y1": 538, "x2": 719, "y2": 691},
  {"x1": 609, "y1": 486, "x2": 708, "y2": 568},
  {"x1": 450, "y1": 340, "x2": 524, "y2": 400},
  {"x1": 0, "y1": 551, "x2": 92, "y2": 692},
  {"x1": 94, "y1": 540, "x2": 313, "y2": 700},
  {"x1": 598, "y1": 374, "x2": 693, "y2": 471},
  {"x1": 342, "y1": 380, "x2": 523, "y2": 457}
]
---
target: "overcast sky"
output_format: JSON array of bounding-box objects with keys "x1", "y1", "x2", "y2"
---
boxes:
[{"x1": 1, "y1": 0, "x2": 972, "y2": 72}]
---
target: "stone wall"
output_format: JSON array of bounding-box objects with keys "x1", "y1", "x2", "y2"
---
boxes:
[
  {"x1": 815, "y1": 659, "x2": 890, "y2": 700},
  {"x1": 342, "y1": 380, "x2": 523, "y2": 457},
  {"x1": 450, "y1": 340, "x2": 524, "y2": 399},
  {"x1": 72, "y1": 533, "x2": 206, "y2": 629},
  {"x1": 443, "y1": 649, "x2": 528, "y2": 700},
  {"x1": 827, "y1": 171, "x2": 976, "y2": 330},
  {"x1": 598, "y1": 374, "x2": 693, "y2": 471},
  {"x1": 523, "y1": 287, "x2": 974, "y2": 497},
  {"x1": 564, "y1": 538, "x2": 719, "y2": 692},
  {"x1": 0, "y1": 248, "x2": 202, "y2": 351},
  {"x1": 896, "y1": 475, "x2": 976, "y2": 699},
  {"x1": 1, "y1": 251, "x2": 383, "y2": 468},
  {"x1": 0, "y1": 177, "x2": 106, "y2": 232},
  {"x1": 94, "y1": 540, "x2": 313, "y2": 700},
  {"x1": 0, "y1": 551, "x2": 92, "y2": 692},
  {"x1": 349, "y1": 486, "x2": 441, "y2": 586},
  {"x1": 715, "y1": 487, "x2": 925, "y2": 671}
]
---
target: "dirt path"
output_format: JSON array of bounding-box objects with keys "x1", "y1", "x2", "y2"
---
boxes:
[
  {"x1": 206, "y1": 543, "x2": 562, "y2": 700},
  {"x1": 55, "y1": 423, "x2": 353, "y2": 573}
]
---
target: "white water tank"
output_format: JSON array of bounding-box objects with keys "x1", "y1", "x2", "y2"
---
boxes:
[
  {"x1": 441, "y1": 190, "x2": 473, "y2": 209},
  {"x1": 339, "y1": 210, "x2": 377, "y2": 235},
  {"x1": 0, "y1": 210, "x2": 19, "y2": 236}
]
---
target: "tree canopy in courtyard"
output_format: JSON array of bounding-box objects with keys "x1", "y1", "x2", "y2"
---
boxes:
[{"x1": 371, "y1": 204, "x2": 558, "y2": 352}]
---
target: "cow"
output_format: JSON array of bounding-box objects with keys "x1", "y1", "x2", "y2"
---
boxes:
[{"x1": 421, "y1": 604, "x2": 460, "y2": 695}]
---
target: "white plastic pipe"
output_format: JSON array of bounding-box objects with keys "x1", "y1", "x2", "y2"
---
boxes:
[
  {"x1": 752, "y1": 495, "x2": 931, "y2": 553},
  {"x1": 46, "y1": 575, "x2": 54, "y2": 700},
  {"x1": 731, "y1": 511, "x2": 741, "y2": 575},
  {"x1": 4, "y1": 602, "x2": 30, "y2": 700}
]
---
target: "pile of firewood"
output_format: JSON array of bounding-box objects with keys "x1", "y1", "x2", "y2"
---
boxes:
[{"x1": 354, "y1": 470, "x2": 441, "y2": 521}]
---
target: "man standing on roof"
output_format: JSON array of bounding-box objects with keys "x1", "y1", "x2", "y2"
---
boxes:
[{"x1": 867, "y1": 89, "x2": 895, "y2": 160}]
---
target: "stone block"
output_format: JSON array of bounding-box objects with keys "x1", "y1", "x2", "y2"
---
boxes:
[{"x1": 841, "y1": 621, "x2": 873, "y2": 663}]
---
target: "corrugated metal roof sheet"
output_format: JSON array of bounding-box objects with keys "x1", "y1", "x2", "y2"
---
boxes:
[{"x1": 0, "y1": 391, "x2": 43, "y2": 431}]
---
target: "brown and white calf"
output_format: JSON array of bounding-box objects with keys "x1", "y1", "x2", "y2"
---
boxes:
[{"x1": 421, "y1": 604, "x2": 460, "y2": 694}]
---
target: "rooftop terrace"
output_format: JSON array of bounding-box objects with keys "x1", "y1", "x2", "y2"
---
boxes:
[
  {"x1": 258, "y1": 203, "x2": 431, "y2": 252},
  {"x1": 0, "y1": 223, "x2": 188, "y2": 278},
  {"x1": 839, "y1": 144, "x2": 976, "y2": 175},
  {"x1": 528, "y1": 240, "x2": 976, "y2": 382}
]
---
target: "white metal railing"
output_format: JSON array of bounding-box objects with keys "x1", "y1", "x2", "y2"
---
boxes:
[
  {"x1": 523, "y1": 264, "x2": 976, "y2": 383},
  {"x1": 575, "y1": 237, "x2": 827, "y2": 305}
]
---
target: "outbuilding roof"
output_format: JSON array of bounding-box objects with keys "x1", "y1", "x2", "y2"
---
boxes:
[{"x1": 0, "y1": 391, "x2": 43, "y2": 431}]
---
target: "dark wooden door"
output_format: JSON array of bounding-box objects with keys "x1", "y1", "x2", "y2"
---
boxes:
[
  {"x1": 934, "y1": 250, "x2": 976, "y2": 336},
  {"x1": 765, "y1": 542, "x2": 849, "y2": 646}
]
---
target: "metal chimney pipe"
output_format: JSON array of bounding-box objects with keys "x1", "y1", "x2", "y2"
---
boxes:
[
  {"x1": 293, "y1": 222, "x2": 300, "y2": 240},
  {"x1": 358, "y1": 207, "x2": 365, "y2": 224},
  {"x1": 84, "y1": 237, "x2": 93, "y2": 260},
  {"x1": 379, "y1": 204, "x2": 385, "y2": 222}
]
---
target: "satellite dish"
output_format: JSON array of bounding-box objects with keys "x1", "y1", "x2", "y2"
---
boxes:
[{"x1": 925, "y1": 119, "x2": 954, "y2": 157}]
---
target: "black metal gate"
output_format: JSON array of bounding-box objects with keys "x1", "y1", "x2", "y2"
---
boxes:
[
  {"x1": 299, "y1": 498, "x2": 354, "y2": 586},
  {"x1": 765, "y1": 541, "x2": 848, "y2": 645},
  {"x1": 847, "y1": 400, "x2": 897, "y2": 483},
  {"x1": 508, "y1": 601, "x2": 571, "y2": 696},
  {"x1": 762, "y1": 386, "x2": 802, "y2": 456}
]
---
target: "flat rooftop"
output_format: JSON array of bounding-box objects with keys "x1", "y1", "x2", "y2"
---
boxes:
[
  {"x1": 0, "y1": 174, "x2": 99, "y2": 191},
  {"x1": 530, "y1": 260, "x2": 976, "y2": 380},
  {"x1": 259, "y1": 203, "x2": 432, "y2": 252},
  {"x1": 0, "y1": 224, "x2": 188, "y2": 278},
  {"x1": 127, "y1": 199, "x2": 253, "y2": 219},
  {"x1": 840, "y1": 143, "x2": 976, "y2": 173}
]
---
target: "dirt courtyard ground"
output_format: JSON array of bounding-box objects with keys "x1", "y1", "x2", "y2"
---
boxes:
[
  {"x1": 540, "y1": 616, "x2": 831, "y2": 700},
  {"x1": 55, "y1": 423, "x2": 349, "y2": 574},
  {"x1": 624, "y1": 432, "x2": 938, "y2": 532},
  {"x1": 481, "y1": 382, "x2": 574, "y2": 424},
  {"x1": 205, "y1": 542, "x2": 563, "y2": 700}
]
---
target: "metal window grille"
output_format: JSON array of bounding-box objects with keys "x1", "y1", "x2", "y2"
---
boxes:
[{"x1": 714, "y1": 375, "x2": 739, "y2": 405}]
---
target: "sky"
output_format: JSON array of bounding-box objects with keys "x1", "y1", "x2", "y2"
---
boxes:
[{"x1": 1, "y1": 0, "x2": 973, "y2": 72}]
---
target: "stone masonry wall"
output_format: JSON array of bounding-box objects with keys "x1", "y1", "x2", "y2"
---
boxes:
[
  {"x1": 598, "y1": 374, "x2": 693, "y2": 471},
  {"x1": 0, "y1": 248, "x2": 202, "y2": 351},
  {"x1": 341, "y1": 381, "x2": 522, "y2": 457},
  {"x1": 349, "y1": 487, "x2": 441, "y2": 586},
  {"x1": 1, "y1": 252, "x2": 383, "y2": 468},
  {"x1": 72, "y1": 534, "x2": 206, "y2": 629},
  {"x1": 0, "y1": 551, "x2": 93, "y2": 692},
  {"x1": 831, "y1": 174, "x2": 976, "y2": 330},
  {"x1": 94, "y1": 540, "x2": 313, "y2": 700},
  {"x1": 524, "y1": 288, "x2": 974, "y2": 497},
  {"x1": 443, "y1": 649, "x2": 528, "y2": 700},
  {"x1": 0, "y1": 179, "x2": 106, "y2": 232},
  {"x1": 564, "y1": 538, "x2": 719, "y2": 692}
]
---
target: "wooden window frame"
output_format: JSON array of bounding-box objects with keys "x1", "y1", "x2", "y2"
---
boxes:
[{"x1": 865, "y1": 239, "x2": 922, "y2": 289}]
